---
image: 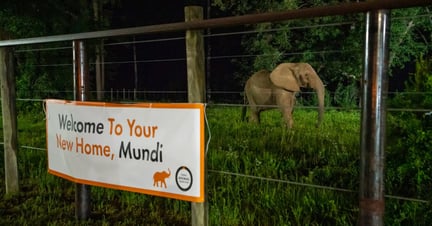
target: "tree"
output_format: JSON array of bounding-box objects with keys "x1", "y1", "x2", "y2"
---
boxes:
[
  {"x1": 0, "y1": 0, "x2": 123, "y2": 102},
  {"x1": 92, "y1": 0, "x2": 121, "y2": 100},
  {"x1": 212, "y1": 0, "x2": 432, "y2": 106},
  {"x1": 93, "y1": 0, "x2": 104, "y2": 100},
  {"x1": 0, "y1": 0, "x2": 95, "y2": 101}
]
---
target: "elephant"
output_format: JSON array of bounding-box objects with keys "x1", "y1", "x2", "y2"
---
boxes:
[
  {"x1": 242, "y1": 63, "x2": 325, "y2": 128},
  {"x1": 153, "y1": 169, "x2": 171, "y2": 188}
]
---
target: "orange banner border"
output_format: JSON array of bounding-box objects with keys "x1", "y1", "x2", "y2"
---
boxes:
[{"x1": 45, "y1": 99, "x2": 205, "y2": 203}]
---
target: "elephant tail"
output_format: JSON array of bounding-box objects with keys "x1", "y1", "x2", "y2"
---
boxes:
[
  {"x1": 241, "y1": 91, "x2": 248, "y2": 122},
  {"x1": 241, "y1": 105, "x2": 247, "y2": 122}
]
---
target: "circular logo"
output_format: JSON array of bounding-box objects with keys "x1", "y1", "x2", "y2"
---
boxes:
[{"x1": 175, "y1": 166, "x2": 193, "y2": 191}]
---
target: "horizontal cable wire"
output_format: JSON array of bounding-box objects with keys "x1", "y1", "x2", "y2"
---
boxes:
[
  {"x1": 99, "y1": 57, "x2": 185, "y2": 65},
  {"x1": 205, "y1": 21, "x2": 357, "y2": 37},
  {"x1": 15, "y1": 46, "x2": 72, "y2": 53},
  {"x1": 31, "y1": 63, "x2": 72, "y2": 67},
  {"x1": 393, "y1": 13, "x2": 432, "y2": 20},
  {"x1": 33, "y1": 58, "x2": 186, "y2": 67},
  {"x1": 0, "y1": 143, "x2": 46, "y2": 151},
  {"x1": 208, "y1": 169, "x2": 429, "y2": 203},
  {"x1": 20, "y1": 145, "x2": 46, "y2": 151},
  {"x1": 18, "y1": 90, "x2": 432, "y2": 95},
  {"x1": 208, "y1": 169, "x2": 356, "y2": 193},
  {"x1": 12, "y1": 98, "x2": 432, "y2": 113},
  {"x1": 17, "y1": 98, "x2": 46, "y2": 102},
  {"x1": 208, "y1": 103, "x2": 432, "y2": 113},
  {"x1": 31, "y1": 49, "x2": 359, "y2": 67},
  {"x1": 104, "y1": 36, "x2": 185, "y2": 46},
  {"x1": 208, "y1": 49, "x2": 359, "y2": 60}
]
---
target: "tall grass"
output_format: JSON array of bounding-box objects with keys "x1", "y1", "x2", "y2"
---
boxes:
[
  {"x1": 206, "y1": 106, "x2": 360, "y2": 225},
  {"x1": 1, "y1": 106, "x2": 430, "y2": 225}
]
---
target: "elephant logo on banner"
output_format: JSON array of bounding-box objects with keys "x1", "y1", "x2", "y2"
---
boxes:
[{"x1": 153, "y1": 169, "x2": 171, "y2": 188}]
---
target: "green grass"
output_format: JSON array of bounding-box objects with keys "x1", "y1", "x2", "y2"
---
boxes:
[
  {"x1": 206, "y1": 107, "x2": 360, "y2": 225},
  {"x1": 1, "y1": 106, "x2": 430, "y2": 225}
]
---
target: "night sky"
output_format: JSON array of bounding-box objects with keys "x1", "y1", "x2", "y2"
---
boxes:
[{"x1": 103, "y1": 1, "x2": 243, "y2": 101}]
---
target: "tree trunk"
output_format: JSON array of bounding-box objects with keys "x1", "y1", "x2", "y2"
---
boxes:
[{"x1": 93, "y1": 0, "x2": 104, "y2": 100}]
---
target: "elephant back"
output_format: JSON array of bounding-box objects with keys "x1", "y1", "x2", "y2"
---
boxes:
[{"x1": 247, "y1": 69, "x2": 273, "y2": 89}]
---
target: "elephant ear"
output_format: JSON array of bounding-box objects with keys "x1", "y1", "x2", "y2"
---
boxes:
[{"x1": 270, "y1": 63, "x2": 301, "y2": 92}]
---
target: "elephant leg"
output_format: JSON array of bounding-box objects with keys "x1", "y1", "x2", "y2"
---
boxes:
[
  {"x1": 245, "y1": 83, "x2": 268, "y2": 124},
  {"x1": 247, "y1": 94, "x2": 261, "y2": 123},
  {"x1": 249, "y1": 107, "x2": 261, "y2": 123},
  {"x1": 281, "y1": 107, "x2": 294, "y2": 128},
  {"x1": 276, "y1": 90, "x2": 295, "y2": 128}
]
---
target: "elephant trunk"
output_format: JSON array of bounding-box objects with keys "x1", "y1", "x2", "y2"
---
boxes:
[{"x1": 312, "y1": 79, "x2": 325, "y2": 128}]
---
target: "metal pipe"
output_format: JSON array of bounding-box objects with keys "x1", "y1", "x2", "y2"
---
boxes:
[
  {"x1": 359, "y1": 9, "x2": 390, "y2": 226},
  {"x1": 72, "y1": 42, "x2": 76, "y2": 99},
  {"x1": 0, "y1": 0, "x2": 429, "y2": 47},
  {"x1": 79, "y1": 41, "x2": 87, "y2": 101},
  {"x1": 72, "y1": 40, "x2": 91, "y2": 220}
]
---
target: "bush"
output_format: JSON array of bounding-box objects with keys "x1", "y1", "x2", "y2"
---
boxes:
[{"x1": 386, "y1": 57, "x2": 432, "y2": 225}]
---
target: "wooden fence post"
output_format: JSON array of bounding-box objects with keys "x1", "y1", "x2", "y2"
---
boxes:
[
  {"x1": 0, "y1": 47, "x2": 19, "y2": 194},
  {"x1": 185, "y1": 5, "x2": 208, "y2": 226}
]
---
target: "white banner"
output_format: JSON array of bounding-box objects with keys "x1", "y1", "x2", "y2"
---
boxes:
[{"x1": 45, "y1": 99, "x2": 205, "y2": 202}]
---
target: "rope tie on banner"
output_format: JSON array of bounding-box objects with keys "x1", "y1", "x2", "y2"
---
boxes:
[
  {"x1": 42, "y1": 100, "x2": 48, "y2": 120},
  {"x1": 204, "y1": 103, "x2": 212, "y2": 156}
]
